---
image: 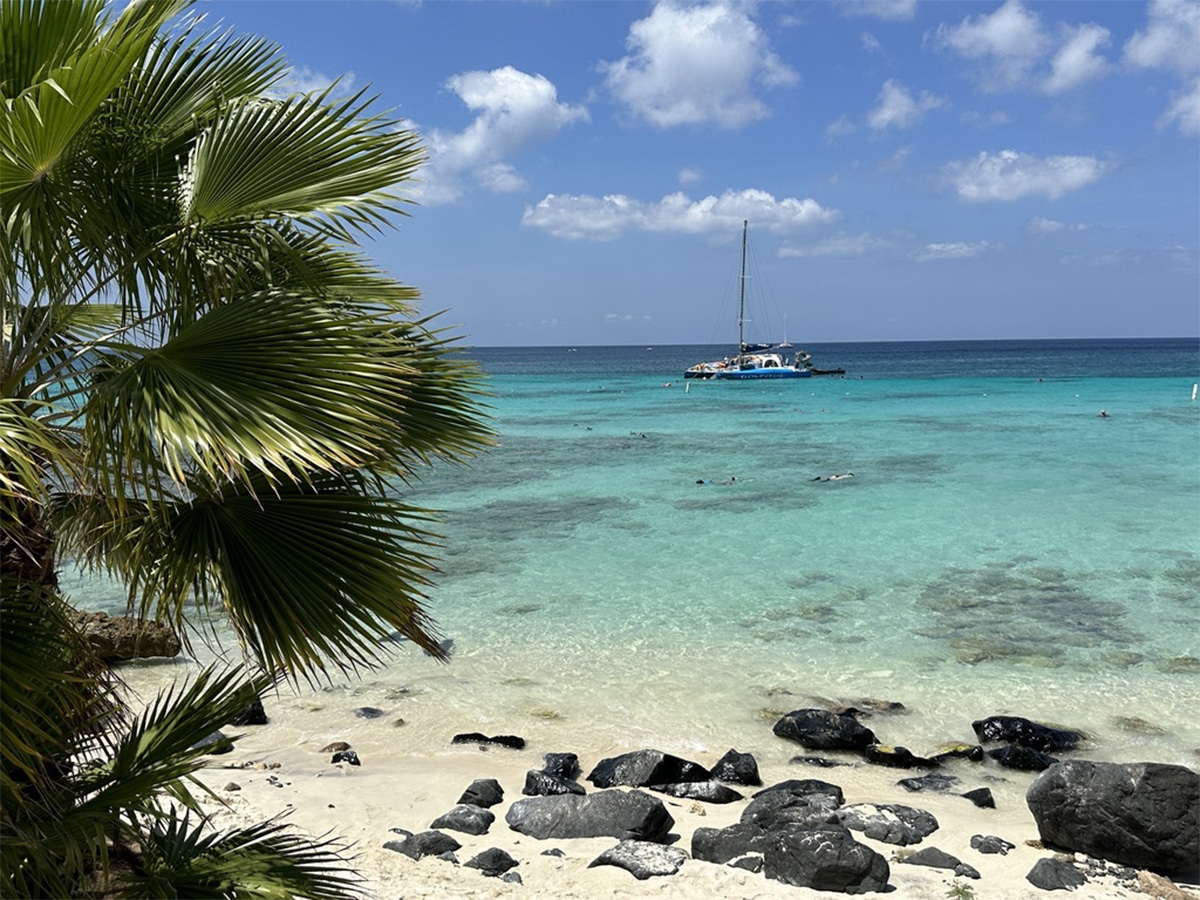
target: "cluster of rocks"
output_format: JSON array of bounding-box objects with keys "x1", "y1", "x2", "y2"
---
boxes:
[{"x1": 371, "y1": 711, "x2": 1198, "y2": 893}]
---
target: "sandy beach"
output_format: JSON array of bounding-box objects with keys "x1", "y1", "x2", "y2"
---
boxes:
[{"x1": 191, "y1": 708, "x2": 1190, "y2": 900}]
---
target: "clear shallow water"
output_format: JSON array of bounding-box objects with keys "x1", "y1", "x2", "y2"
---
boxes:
[{"x1": 71, "y1": 339, "x2": 1200, "y2": 768}]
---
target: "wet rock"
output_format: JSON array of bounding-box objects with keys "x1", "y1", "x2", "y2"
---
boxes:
[
  {"x1": 837, "y1": 802, "x2": 939, "y2": 846},
  {"x1": 988, "y1": 745, "x2": 1059, "y2": 771},
  {"x1": 931, "y1": 743, "x2": 984, "y2": 763},
  {"x1": 383, "y1": 830, "x2": 461, "y2": 861},
  {"x1": 320, "y1": 741, "x2": 351, "y2": 753},
  {"x1": 764, "y1": 828, "x2": 890, "y2": 893},
  {"x1": 464, "y1": 847, "x2": 518, "y2": 877},
  {"x1": 865, "y1": 744, "x2": 941, "y2": 769},
  {"x1": 899, "y1": 846, "x2": 980, "y2": 878},
  {"x1": 773, "y1": 708, "x2": 878, "y2": 751},
  {"x1": 430, "y1": 804, "x2": 494, "y2": 836},
  {"x1": 961, "y1": 787, "x2": 995, "y2": 808},
  {"x1": 588, "y1": 840, "x2": 688, "y2": 880},
  {"x1": 452, "y1": 732, "x2": 526, "y2": 750},
  {"x1": 587, "y1": 749, "x2": 710, "y2": 788},
  {"x1": 711, "y1": 748, "x2": 762, "y2": 786},
  {"x1": 973, "y1": 715, "x2": 1083, "y2": 752},
  {"x1": 1026, "y1": 857, "x2": 1087, "y2": 890},
  {"x1": 229, "y1": 698, "x2": 268, "y2": 726},
  {"x1": 331, "y1": 750, "x2": 360, "y2": 766},
  {"x1": 505, "y1": 789, "x2": 674, "y2": 843},
  {"x1": 971, "y1": 834, "x2": 1016, "y2": 855},
  {"x1": 224, "y1": 782, "x2": 241, "y2": 791},
  {"x1": 898, "y1": 773, "x2": 960, "y2": 793},
  {"x1": 75, "y1": 612, "x2": 181, "y2": 661},
  {"x1": 649, "y1": 781, "x2": 743, "y2": 804},
  {"x1": 523, "y1": 769, "x2": 586, "y2": 797},
  {"x1": 190, "y1": 731, "x2": 233, "y2": 755},
  {"x1": 352, "y1": 707, "x2": 384, "y2": 719},
  {"x1": 458, "y1": 777, "x2": 504, "y2": 808},
  {"x1": 1026, "y1": 761, "x2": 1200, "y2": 875},
  {"x1": 541, "y1": 752, "x2": 580, "y2": 779}
]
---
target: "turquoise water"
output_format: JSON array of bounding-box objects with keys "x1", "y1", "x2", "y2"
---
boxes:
[{"x1": 72, "y1": 339, "x2": 1200, "y2": 767}]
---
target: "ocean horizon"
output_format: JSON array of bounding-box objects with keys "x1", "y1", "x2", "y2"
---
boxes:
[{"x1": 81, "y1": 337, "x2": 1199, "y2": 769}]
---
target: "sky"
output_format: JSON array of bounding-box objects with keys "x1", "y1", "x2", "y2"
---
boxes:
[{"x1": 210, "y1": 0, "x2": 1199, "y2": 347}]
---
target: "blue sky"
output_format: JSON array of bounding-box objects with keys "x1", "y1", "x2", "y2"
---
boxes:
[{"x1": 213, "y1": 0, "x2": 1198, "y2": 346}]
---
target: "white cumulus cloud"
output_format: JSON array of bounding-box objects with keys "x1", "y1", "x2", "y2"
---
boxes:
[
  {"x1": 522, "y1": 189, "x2": 839, "y2": 241},
  {"x1": 930, "y1": 0, "x2": 1111, "y2": 94},
  {"x1": 1158, "y1": 77, "x2": 1200, "y2": 135},
  {"x1": 1044, "y1": 23, "x2": 1111, "y2": 94},
  {"x1": 601, "y1": 1, "x2": 798, "y2": 129},
  {"x1": 1124, "y1": 0, "x2": 1200, "y2": 75},
  {"x1": 418, "y1": 66, "x2": 588, "y2": 204},
  {"x1": 867, "y1": 79, "x2": 947, "y2": 131},
  {"x1": 944, "y1": 150, "x2": 1109, "y2": 202}
]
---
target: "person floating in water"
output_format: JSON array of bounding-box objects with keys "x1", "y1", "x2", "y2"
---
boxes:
[
  {"x1": 696, "y1": 476, "x2": 737, "y2": 485},
  {"x1": 1098, "y1": 409, "x2": 1109, "y2": 418},
  {"x1": 812, "y1": 473, "x2": 854, "y2": 482}
]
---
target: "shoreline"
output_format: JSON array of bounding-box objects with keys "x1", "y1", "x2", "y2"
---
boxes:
[{"x1": 190, "y1": 697, "x2": 1198, "y2": 899}]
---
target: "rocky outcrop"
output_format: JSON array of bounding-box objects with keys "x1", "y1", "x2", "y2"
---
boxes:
[
  {"x1": 505, "y1": 789, "x2": 674, "y2": 843},
  {"x1": 973, "y1": 715, "x2": 1084, "y2": 752},
  {"x1": 711, "y1": 748, "x2": 761, "y2": 786},
  {"x1": 587, "y1": 748, "x2": 710, "y2": 788},
  {"x1": 763, "y1": 828, "x2": 890, "y2": 893},
  {"x1": 1026, "y1": 760, "x2": 1200, "y2": 875},
  {"x1": 75, "y1": 612, "x2": 181, "y2": 661},
  {"x1": 458, "y1": 778, "x2": 504, "y2": 808},
  {"x1": 430, "y1": 804, "x2": 495, "y2": 835},
  {"x1": 773, "y1": 708, "x2": 878, "y2": 751}
]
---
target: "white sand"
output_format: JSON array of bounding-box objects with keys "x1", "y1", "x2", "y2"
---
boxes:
[{"x1": 192, "y1": 721, "x2": 1169, "y2": 900}]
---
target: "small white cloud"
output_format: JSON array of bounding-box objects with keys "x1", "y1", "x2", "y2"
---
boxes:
[
  {"x1": 1060, "y1": 246, "x2": 1197, "y2": 270},
  {"x1": 1124, "y1": 0, "x2": 1200, "y2": 75},
  {"x1": 911, "y1": 240, "x2": 996, "y2": 262},
  {"x1": 867, "y1": 79, "x2": 947, "y2": 131},
  {"x1": 601, "y1": 1, "x2": 798, "y2": 129},
  {"x1": 1027, "y1": 216, "x2": 1088, "y2": 235},
  {"x1": 1158, "y1": 77, "x2": 1200, "y2": 136},
  {"x1": 780, "y1": 232, "x2": 893, "y2": 257},
  {"x1": 1043, "y1": 22, "x2": 1111, "y2": 94},
  {"x1": 678, "y1": 167, "x2": 704, "y2": 185},
  {"x1": 944, "y1": 149, "x2": 1109, "y2": 202},
  {"x1": 522, "y1": 188, "x2": 840, "y2": 241},
  {"x1": 929, "y1": 0, "x2": 1050, "y2": 91},
  {"x1": 604, "y1": 312, "x2": 654, "y2": 324},
  {"x1": 418, "y1": 66, "x2": 588, "y2": 204},
  {"x1": 861, "y1": 32, "x2": 883, "y2": 54},
  {"x1": 836, "y1": 0, "x2": 918, "y2": 22},
  {"x1": 826, "y1": 114, "x2": 856, "y2": 139}
]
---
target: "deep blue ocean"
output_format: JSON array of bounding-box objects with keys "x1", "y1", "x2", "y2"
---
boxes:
[{"x1": 79, "y1": 338, "x2": 1200, "y2": 768}]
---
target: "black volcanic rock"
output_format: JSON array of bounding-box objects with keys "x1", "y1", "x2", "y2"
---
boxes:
[
  {"x1": 973, "y1": 715, "x2": 1083, "y2": 752},
  {"x1": 505, "y1": 789, "x2": 674, "y2": 843},
  {"x1": 587, "y1": 749, "x2": 710, "y2": 788},
  {"x1": 1026, "y1": 761, "x2": 1200, "y2": 876},
  {"x1": 773, "y1": 709, "x2": 878, "y2": 751}
]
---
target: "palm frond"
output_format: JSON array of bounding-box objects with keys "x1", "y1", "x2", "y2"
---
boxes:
[
  {"x1": 129, "y1": 810, "x2": 366, "y2": 900},
  {"x1": 179, "y1": 86, "x2": 423, "y2": 239}
]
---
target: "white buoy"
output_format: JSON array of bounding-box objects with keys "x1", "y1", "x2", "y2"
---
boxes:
[
  {"x1": 685, "y1": 382, "x2": 690, "y2": 394},
  {"x1": 1192, "y1": 383, "x2": 1197, "y2": 401}
]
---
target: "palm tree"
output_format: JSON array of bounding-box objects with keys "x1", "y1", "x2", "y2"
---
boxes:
[{"x1": 1, "y1": 0, "x2": 492, "y2": 895}]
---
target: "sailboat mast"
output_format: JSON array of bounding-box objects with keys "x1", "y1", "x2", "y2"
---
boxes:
[{"x1": 737, "y1": 219, "x2": 747, "y2": 353}]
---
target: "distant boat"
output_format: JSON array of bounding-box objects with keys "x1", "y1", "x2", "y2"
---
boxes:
[{"x1": 684, "y1": 221, "x2": 841, "y2": 380}]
